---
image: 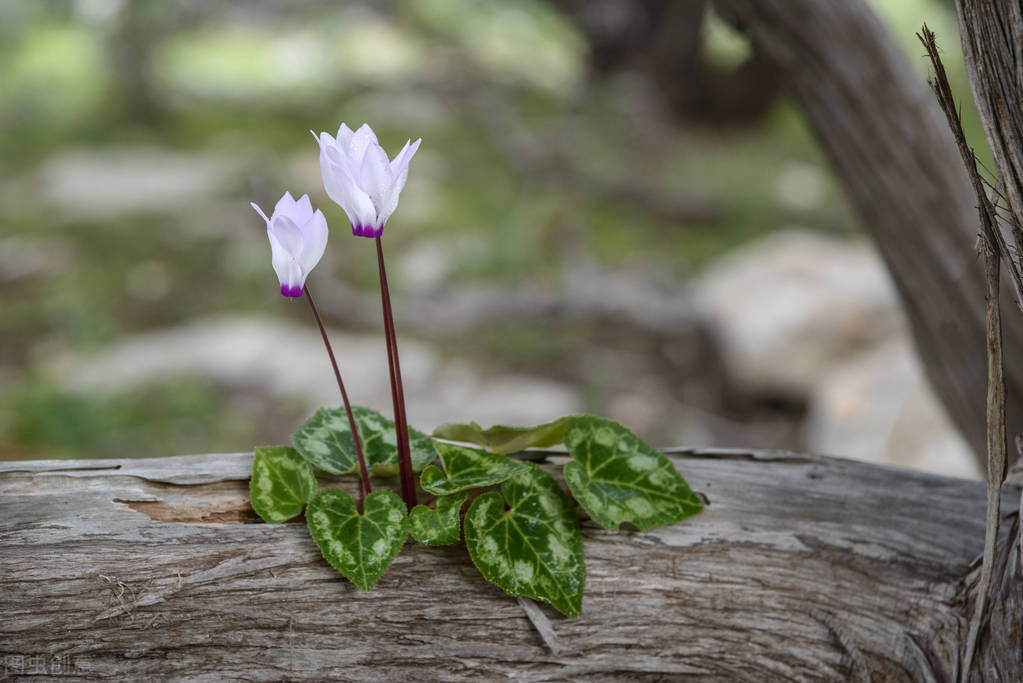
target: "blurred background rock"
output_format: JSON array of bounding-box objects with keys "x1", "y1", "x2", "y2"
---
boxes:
[{"x1": 0, "y1": 0, "x2": 982, "y2": 478}]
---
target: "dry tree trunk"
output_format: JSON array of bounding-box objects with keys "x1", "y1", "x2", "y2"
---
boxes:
[
  {"x1": 956, "y1": 1, "x2": 1023, "y2": 252},
  {"x1": 0, "y1": 451, "x2": 1020, "y2": 680},
  {"x1": 713, "y1": 0, "x2": 1023, "y2": 469}
]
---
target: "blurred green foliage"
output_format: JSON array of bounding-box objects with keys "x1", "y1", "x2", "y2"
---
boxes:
[
  {"x1": 1, "y1": 376, "x2": 274, "y2": 460},
  {"x1": 0, "y1": 0, "x2": 983, "y2": 460}
]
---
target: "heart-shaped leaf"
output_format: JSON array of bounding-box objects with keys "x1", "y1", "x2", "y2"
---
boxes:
[
  {"x1": 419, "y1": 442, "x2": 529, "y2": 496},
  {"x1": 464, "y1": 464, "x2": 585, "y2": 617},
  {"x1": 433, "y1": 416, "x2": 574, "y2": 454},
  {"x1": 292, "y1": 406, "x2": 437, "y2": 476},
  {"x1": 306, "y1": 488, "x2": 410, "y2": 590},
  {"x1": 563, "y1": 416, "x2": 703, "y2": 532},
  {"x1": 409, "y1": 491, "x2": 467, "y2": 545},
  {"x1": 250, "y1": 446, "x2": 317, "y2": 524}
]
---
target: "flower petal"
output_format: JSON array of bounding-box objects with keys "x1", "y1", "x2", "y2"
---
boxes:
[
  {"x1": 377, "y1": 139, "x2": 420, "y2": 226},
  {"x1": 269, "y1": 214, "x2": 304, "y2": 258},
  {"x1": 348, "y1": 123, "x2": 379, "y2": 165},
  {"x1": 389, "y1": 138, "x2": 421, "y2": 177},
  {"x1": 292, "y1": 193, "x2": 314, "y2": 226},
  {"x1": 278, "y1": 258, "x2": 305, "y2": 297},
  {"x1": 320, "y1": 149, "x2": 355, "y2": 211},
  {"x1": 321, "y1": 149, "x2": 377, "y2": 228},
  {"x1": 375, "y1": 138, "x2": 420, "y2": 226},
  {"x1": 298, "y1": 209, "x2": 328, "y2": 275},
  {"x1": 274, "y1": 191, "x2": 297, "y2": 217},
  {"x1": 377, "y1": 176, "x2": 407, "y2": 228},
  {"x1": 346, "y1": 185, "x2": 378, "y2": 231},
  {"x1": 268, "y1": 227, "x2": 302, "y2": 296},
  {"x1": 336, "y1": 123, "x2": 355, "y2": 153},
  {"x1": 359, "y1": 143, "x2": 393, "y2": 211},
  {"x1": 250, "y1": 202, "x2": 271, "y2": 225}
]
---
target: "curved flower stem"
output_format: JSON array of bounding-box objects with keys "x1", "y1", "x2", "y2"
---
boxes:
[
  {"x1": 304, "y1": 285, "x2": 372, "y2": 504},
  {"x1": 375, "y1": 236, "x2": 417, "y2": 508}
]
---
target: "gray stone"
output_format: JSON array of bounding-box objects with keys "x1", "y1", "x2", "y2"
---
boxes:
[
  {"x1": 692, "y1": 228, "x2": 978, "y2": 479},
  {"x1": 691, "y1": 228, "x2": 902, "y2": 396},
  {"x1": 804, "y1": 338, "x2": 979, "y2": 479}
]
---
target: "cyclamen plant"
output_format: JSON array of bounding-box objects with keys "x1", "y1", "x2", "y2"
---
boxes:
[{"x1": 249, "y1": 123, "x2": 704, "y2": 617}]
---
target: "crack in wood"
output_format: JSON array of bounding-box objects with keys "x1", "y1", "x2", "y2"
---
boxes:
[{"x1": 114, "y1": 498, "x2": 264, "y2": 525}]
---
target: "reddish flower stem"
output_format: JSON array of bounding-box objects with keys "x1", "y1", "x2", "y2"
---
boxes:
[
  {"x1": 304, "y1": 285, "x2": 372, "y2": 504},
  {"x1": 375, "y1": 236, "x2": 417, "y2": 508}
]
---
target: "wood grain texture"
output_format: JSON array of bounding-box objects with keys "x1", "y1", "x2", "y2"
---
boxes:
[{"x1": 1, "y1": 450, "x2": 1019, "y2": 680}]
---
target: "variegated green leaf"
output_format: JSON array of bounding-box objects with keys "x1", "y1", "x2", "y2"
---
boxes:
[
  {"x1": 433, "y1": 416, "x2": 574, "y2": 454},
  {"x1": 305, "y1": 488, "x2": 410, "y2": 591},
  {"x1": 563, "y1": 416, "x2": 703, "y2": 532},
  {"x1": 409, "y1": 491, "x2": 467, "y2": 545},
  {"x1": 292, "y1": 406, "x2": 437, "y2": 476},
  {"x1": 464, "y1": 464, "x2": 585, "y2": 617},
  {"x1": 419, "y1": 442, "x2": 529, "y2": 496},
  {"x1": 249, "y1": 446, "x2": 317, "y2": 524}
]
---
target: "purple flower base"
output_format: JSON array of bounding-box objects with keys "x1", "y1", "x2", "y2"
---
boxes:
[
  {"x1": 352, "y1": 222, "x2": 384, "y2": 238},
  {"x1": 280, "y1": 283, "x2": 304, "y2": 297}
]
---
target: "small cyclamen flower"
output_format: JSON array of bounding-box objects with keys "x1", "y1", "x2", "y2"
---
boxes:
[
  {"x1": 251, "y1": 192, "x2": 328, "y2": 297},
  {"x1": 314, "y1": 123, "x2": 421, "y2": 238}
]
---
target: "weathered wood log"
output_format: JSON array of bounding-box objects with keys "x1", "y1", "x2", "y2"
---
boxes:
[{"x1": 1, "y1": 451, "x2": 1019, "y2": 680}]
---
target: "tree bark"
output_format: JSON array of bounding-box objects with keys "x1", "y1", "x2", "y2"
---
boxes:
[
  {"x1": 956, "y1": 1, "x2": 1023, "y2": 249},
  {"x1": 1, "y1": 451, "x2": 1019, "y2": 680},
  {"x1": 713, "y1": 0, "x2": 1023, "y2": 468}
]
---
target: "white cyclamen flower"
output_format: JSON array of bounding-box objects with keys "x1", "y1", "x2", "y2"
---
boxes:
[
  {"x1": 251, "y1": 192, "x2": 328, "y2": 297},
  {"x1": 314, "y1": 123, "x2": 421, "y2": 237}
]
